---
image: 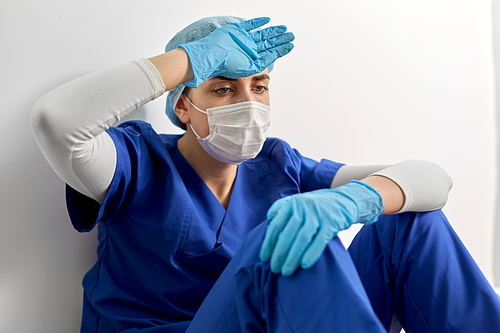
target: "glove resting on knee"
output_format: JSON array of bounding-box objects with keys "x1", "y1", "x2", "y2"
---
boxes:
[{"x1": 260, "y1": 181, "x2": 384, "y2": 276}]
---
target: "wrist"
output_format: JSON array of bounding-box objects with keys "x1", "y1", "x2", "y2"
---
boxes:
[
  {"x1": 148, "y1": 48, "x2": 194, "y2": 91},
  {"x1": 360, "y1": 176, "x2": 405, "y2": 214},
  {"x1": 345, "y1": 180, "x2": 384, "y2": 224}
]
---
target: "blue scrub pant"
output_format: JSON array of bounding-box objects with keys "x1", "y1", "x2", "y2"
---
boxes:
[{"x1": 186, "y1": 210, "x2": 500, "y2": 332}]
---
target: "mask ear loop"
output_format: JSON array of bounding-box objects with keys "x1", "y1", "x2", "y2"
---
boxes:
[
  {"x1": 189, "y1": 123, "x2": 203, "y2": 139},
  {"x1": 184, "y1": 96, "x2": 207, "y2": 139},
  {"x1": 185, "y1": 96, "x2": 208, "y2": 114}
]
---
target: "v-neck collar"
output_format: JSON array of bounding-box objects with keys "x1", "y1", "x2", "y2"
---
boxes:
[
  {"x1": 171, "y1": 146, "x2": 245, "y2": 253},
  {"x1": 171, "y1": 146, "x2": 240, "y2": 214},
  {"x1": 167, "y1": 141, "x2": 269, "y2": 262}
]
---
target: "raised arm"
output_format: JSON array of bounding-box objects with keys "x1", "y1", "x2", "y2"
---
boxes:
[
  {"x1": 30, "y1": 58, "x2": 169, "y2": 203},
  {"x1": 30, "y1": 18, "x2": 294, "y2": 203}
]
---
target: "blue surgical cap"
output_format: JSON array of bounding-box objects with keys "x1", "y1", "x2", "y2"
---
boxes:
[{"x1": 164, "y1": 16, "x2": 245, "y2": 129}]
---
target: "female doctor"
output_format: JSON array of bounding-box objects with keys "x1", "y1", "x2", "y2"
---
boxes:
[{"x1": 31, "y1": 16, "x2": 500, "y2": 333}]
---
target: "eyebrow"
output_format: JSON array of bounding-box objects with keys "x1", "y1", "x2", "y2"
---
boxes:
[
  {"x1": 208, "y1": 74, "x2": 271, "y2": 82},
  {"x1": 252, "y1": 74, "x2": 271, "y2": 81}
]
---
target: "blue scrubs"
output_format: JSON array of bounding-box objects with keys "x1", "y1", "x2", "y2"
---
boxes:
[
  {"x1": 66, "y1": 120, "x2": 342, "y2": 332},
  {"x1": 67, "y1": 120, "x2": 500, "y2": 332},
  {"x1": 349, "y1": 211, "x2": 500, "y2": 332},
  {"x1": 187, "y1": 212, "x2": 500, "y2": 332},
  {"x1": 186, "y1": 221, "x2": 388, "y2": 333}
]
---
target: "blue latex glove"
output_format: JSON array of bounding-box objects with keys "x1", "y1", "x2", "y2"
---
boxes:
[
  {"x1": 178, "y1": 17, "x2": 294, "y2": 87},
  {"x1": 259, "y1": 181, "x2": 384, "y2": 276}
]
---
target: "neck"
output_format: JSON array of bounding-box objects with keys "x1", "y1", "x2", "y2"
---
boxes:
[{"x1": 178, "y1": 130, "x2": 237, "y2": 209}]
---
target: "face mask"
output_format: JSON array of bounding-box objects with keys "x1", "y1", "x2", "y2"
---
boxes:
[{"x1": 186, "y1": 96, "x2": 271, "y2": 165}]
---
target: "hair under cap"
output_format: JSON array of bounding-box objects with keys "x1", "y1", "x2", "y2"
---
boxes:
[{"x1": 164, "y1": 16, "x2": 245, "y2": 129}]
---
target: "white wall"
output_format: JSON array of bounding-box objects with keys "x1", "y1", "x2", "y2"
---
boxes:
[
  {"x1": 493, "y1": 0, "x2": 500, "y2": 292},
  {"x1": 1, "y1": 0, "x2": 497, "y2": 331}
]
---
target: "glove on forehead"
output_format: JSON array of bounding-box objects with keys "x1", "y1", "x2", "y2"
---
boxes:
[{"x1": 165, "y1": 16, "x2": 244, "y2": 129}]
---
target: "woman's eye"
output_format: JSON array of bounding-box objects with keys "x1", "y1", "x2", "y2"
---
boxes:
[
  {"x1": 255, "y1": 85, "x2": 268, "y2": 93},
  {"x1": 216, "y1": 87, "x2": 231, "y2": 94}
]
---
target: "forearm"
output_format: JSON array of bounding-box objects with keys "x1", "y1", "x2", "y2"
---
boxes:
[
  {"x1": 147, "y1": 48, "x2": 193, "y2": 91},
  {"x1": 332, "y1": 160, "x2": 453, "y2": 213},
  {"x1": 361, "y1": 175, "x2": 404, "y2": 214}
]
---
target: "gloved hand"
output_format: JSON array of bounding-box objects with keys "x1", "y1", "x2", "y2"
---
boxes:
[
  {"x1": 259, "y1": 181, "x2": 384, "y2": 276},
  {"x1": 178, "y1": 17, "x2": 294, "y2": 87}
]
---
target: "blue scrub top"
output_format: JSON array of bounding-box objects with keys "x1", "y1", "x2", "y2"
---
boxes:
[{"x1": 66, "y1": 120, "x2": 343, "y2": 332}]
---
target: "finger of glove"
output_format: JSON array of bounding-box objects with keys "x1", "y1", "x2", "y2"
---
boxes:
[
  {"x1": 270, "y1": 212, "x2": 304, "y2": 274},
  {"x1": 266, "y1": 197, "x2": 290, "y2": 221},
  {"x1": 250, "y1": 25, "x2": 287, "y2": 42},
  {"x1": 254, "y1": 44, "x2": 294, "y2": 71},
  {"x1": 256, "y1": 32, "x2": 295, "y2": 53},
  {"x1": 260, "y1": 204, "x2": 292, "y2": 262},
  {"x1": 300, "y1": 228, "x2": 337, "y2": 269},
  {"x1": 281, "y1": 217, "x2": 320, "y2": 276},
  {"x1": 239, "y1": 17, "x2": 270, "y2": 32}
]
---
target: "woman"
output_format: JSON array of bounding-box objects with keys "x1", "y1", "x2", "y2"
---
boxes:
[{"x1": 31, "y1": 16, "x2": 499, "y2": 332}]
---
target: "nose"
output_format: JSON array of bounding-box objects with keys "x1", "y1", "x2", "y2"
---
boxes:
[{"x1": 236, "y1": 89, "x2": 254, "y2": 103}]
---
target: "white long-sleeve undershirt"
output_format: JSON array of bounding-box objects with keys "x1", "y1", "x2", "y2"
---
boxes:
[
  {"x1": 30, "y1": 59, "x2": 453, "y2": 211},
  {"x1": 31, "y1": 59, "x2": 165, "y2": 202}
]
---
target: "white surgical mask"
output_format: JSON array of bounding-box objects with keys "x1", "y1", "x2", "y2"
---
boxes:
[{"x1": 186, "y1": 96, "x2": 271, "y2": 165}]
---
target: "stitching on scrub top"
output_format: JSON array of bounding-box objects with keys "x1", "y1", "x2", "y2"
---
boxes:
[
  {"x1": 259, "y1": 161, "x2": 282, "y2": 203},
  {"x1": 173, "y1": 195, "x2": 192, "y2": 255},
  {"x1": 258, "y1": 140, "x2": 285, "y2": 203}
]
